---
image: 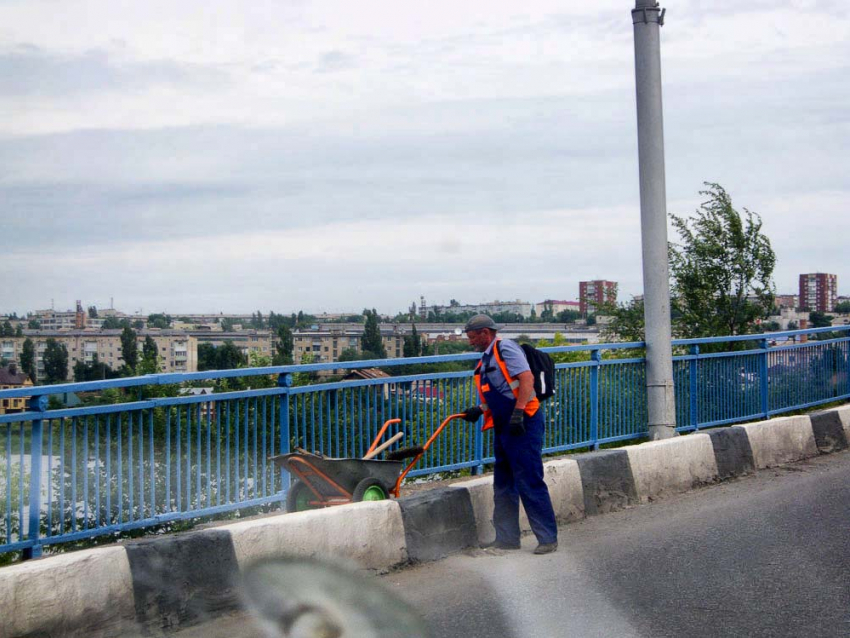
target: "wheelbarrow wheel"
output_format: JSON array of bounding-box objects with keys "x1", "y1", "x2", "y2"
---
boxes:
[
  {"x1": 287, "y1": 480, "x2": 321, "y2": 512},
  {"x1": 352, "y1": 478, "x2": 389, "y2": 503}
]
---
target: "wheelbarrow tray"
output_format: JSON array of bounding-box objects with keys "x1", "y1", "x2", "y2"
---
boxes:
[{"x1": 272, "y1": 453, "x2": 404, "y2": 497}]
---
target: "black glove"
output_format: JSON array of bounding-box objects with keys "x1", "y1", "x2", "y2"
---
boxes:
[
  {"x1": 461, "y1": 405, "x2": 483, "y2": 422},
  {"x1": 509, "y1": 408, "x2": 526, "y2": 436}
]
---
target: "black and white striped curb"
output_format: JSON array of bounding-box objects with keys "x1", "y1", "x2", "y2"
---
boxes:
[{"x1": 1, "y1": 405, "x2": 847, "y2": 637}]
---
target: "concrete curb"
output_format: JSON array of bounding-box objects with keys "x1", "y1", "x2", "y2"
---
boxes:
[{"x1": 1, "y1": 405, "x2": 847, "y2": 637}]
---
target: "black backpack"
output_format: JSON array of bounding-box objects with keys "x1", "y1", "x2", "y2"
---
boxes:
[{"x1": 519, "y1": 343, "x2": 556, "y2": 401}]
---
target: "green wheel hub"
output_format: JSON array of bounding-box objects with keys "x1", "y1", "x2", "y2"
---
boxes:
[{"x1": 361, "y1": 485, "x2": 387, "y2": 501}]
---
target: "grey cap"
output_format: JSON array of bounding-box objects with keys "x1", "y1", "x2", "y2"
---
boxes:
[{"x1": 463, "y1": 314, "x2": 500, "y2": 332}]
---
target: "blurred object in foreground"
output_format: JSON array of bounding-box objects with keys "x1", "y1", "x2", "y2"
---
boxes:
[{"x1": 241, "y1": 557, "x2": 431, "y2": 638}]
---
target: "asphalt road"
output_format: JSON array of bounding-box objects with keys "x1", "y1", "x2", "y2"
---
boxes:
[{"x1": 172, "y1": 451, "x2": 850, "y2": 638}]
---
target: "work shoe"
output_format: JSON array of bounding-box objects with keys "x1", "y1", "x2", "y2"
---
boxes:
[
  {"x1": 533, "y1": 542, "x2": 558, "y2": 555},
  {"x1": 480, "y1": 540, "x2": 521, "y2": 551}
]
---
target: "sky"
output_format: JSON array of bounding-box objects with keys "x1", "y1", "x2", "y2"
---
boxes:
[{"x1": 2, "y1": 0, "x2": 848, "y2": 317}]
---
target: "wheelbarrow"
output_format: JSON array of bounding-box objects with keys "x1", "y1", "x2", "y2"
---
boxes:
[{"x1": 273, "y1": 414, "x2": 465, "y2": 512}]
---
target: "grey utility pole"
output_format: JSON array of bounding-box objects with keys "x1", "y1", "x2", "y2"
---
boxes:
[{"x1": 632, "y1": 0, "x2": 677, "y2": 439}]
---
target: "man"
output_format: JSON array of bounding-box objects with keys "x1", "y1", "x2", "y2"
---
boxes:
[{"x1": 461, "y1": 314, "x2": 558, "y2": 555}]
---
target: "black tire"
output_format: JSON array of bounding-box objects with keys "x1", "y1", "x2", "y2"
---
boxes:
[
  {"x1": 352, "y1": 477, "x2": 389, "y2": 503},
  {"x1": 286, "y1": 480, "x2": 321, "y2": 512}
]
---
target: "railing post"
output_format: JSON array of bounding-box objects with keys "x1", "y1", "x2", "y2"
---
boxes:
[
  {"x1": 23, "y1": 395, "x2": 48, "y2": 560},
  {"x1": 277, "y1": 373, "x2": 293, "y2": 503},
  {"x1": 759, "y1": 338, "x2": 770, "y2": 418},
  {"x1": 474, "y1": 416, "x2": 484, "y2": 475},
  {"x1": 689, "y1": 345, "x2": 699, "y2": 430},
  {"x1": 591, "y1": 349, "x2": 601, "y2": 450}
]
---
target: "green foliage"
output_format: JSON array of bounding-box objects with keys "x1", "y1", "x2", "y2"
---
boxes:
[
  {"x1": 809, "y1": 311, "x2": 834, "y2": 329},
  {"x1": 293, "y1": 352, "x2": 320, "y2": 385},
  {"x1": 246, "y1": 352, "x2": 276, "y2": 388},
  {"x1": 100, "y1": 316, "x2": 125, "y2": 329},
  {"x1": 557, "y1": 310, "x2": 581, "y2": 323},
  {"x1": 88, "y1": 306, "x2": 98, "y2": 318},
  {"x1": 362, "y1": 309, "x2": 386, "y2": 358},
  {"x1": 337, "y1": 347, "x2": 366, "y2": 362},
  {"x1": 21, "y1": 338, "x2": 36, "y2": 381},
  {"x1": 120, "y1": 326, "x2": 138, "y2": 373},
  {"x1": 402, "y1": 325, "x2": 421, "y2": 358},
  {"x1": 585, "y1": 314, "x2": 597, "y2": 326},
  {"x1": 1, "y1": 320, "x2": 13, "y2": 337},
  {"x1": 27, "y1": 319, "x2": 41, "y2": 329},
  {"x1": 599, "y1": 298, "x2": 646, "y2": 342},
  {"x1": 138, "y1": 336, "x2": 159, "y2": 375},
  {"x1": 534, "y1": 333, "x2": 591, "y2": 364},
  {"x1": 132, "y1": 320, "x2": 144, "y2": 330},
  {"x1": 273, "y1": 324, "x2": 294, "y2": 365},
  {"x1": 14, "y1": 324, "x2": 23, "y2": 337},
  {"x1": 43, "y1": 338, "x2": 69, "y2": 383},
  {"x1": 834, "y1": 301, "x2": 850, "y2": 314},
  {"x1": 220, "y1": 317, "x2": 237, "y2": 331},
  {"x1": 197, "y1": 341, "x2": 247, "y2": 371},
  {"x1": 146, "y1": 313, "x2": 171, "y2": 329},
  {"x1": 73, "y1": 354, "x2": 118, "y2": 382},
  {"x1": 669, "y1": 183, "x2": 776, "y2": 339}
]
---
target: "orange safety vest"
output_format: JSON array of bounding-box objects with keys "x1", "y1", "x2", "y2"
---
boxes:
[{"x1": 474, "y1": 339, "x2": 539, "y2": 431}]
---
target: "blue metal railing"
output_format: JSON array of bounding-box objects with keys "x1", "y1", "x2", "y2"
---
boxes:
[{"x1": 1, "y1": 326, "x2": 848, "y2": 558}]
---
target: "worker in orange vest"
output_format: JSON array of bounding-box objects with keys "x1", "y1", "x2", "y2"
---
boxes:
[{"x1": 461, "y1": 314, "x2": 558, "y2": 554}]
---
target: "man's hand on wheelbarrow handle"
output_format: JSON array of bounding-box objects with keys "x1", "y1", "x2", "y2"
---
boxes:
[{"x1": 461, "y1": 405, "x2": 483, "y2": 422}]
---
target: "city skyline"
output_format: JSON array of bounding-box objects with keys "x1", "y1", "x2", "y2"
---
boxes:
[{"x1": 3, "y1": 1, "x2": 848, "y2": 315}]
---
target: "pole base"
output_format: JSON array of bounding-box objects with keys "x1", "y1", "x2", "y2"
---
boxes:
[{"x1": 648, "y1": 424, "x2": 678, "y2": 440}]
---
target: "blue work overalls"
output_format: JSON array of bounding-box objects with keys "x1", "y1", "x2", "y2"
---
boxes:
[{"x1": 479, "y1": 366, "x2": 558, "y2": 546}]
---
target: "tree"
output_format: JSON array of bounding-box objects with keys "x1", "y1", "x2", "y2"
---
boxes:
[
  {"x1": 216, "y1": 341, "x2": 246, "y2": 370},
  {"x1": 403, "y1": 325, "x2": 421, "y2": 358},
  {"x1": 14, "y1": 324, "x2": 23, "y2": 337},
  {"x1": 600, "y1": 298, "x2": 646, "y2": 342},
  {"x1": 21, "y1": 338, "x2": 35, "y2": 382},
  {"x1": 809, "y1": 311, "x2": 834, "y2": 329},
  {"x1": 556, "y1": 309, "x2": 581, "y2": 323},
  {"x1": 273, "y1": 324, "x2": 294, "y2": 365},
  {"x1": 834, "y1": 301, "x2": 850, "y2": 314},
  {"x1": 73, "y1": 354, "x2": 117, "y2": 382},
  {"x1": 669, "y1": 183, "x2": 776, "y2": 340},
  {"x1": 197, "y1": 343, "x2": 218, "y2": 371},
  {"x1": 146, "y1": 313, "x2": 171, "y2": 329},
  {"x1": 1, "y1": 320, "x2": 13, "y2": 337},
  {"x1": 88, "y1": 306, "x2": 98, "y2": 319},
  {"x1": 42, "y1": 338, "x2": 68, "y2": 384},
  {"x1": 120, "y1": 326, "x2": 138, "y2": 373},
  {"x1": 101, "y1": 316, "x2": 124, "y2": 329},
  {"x1": 139, "y1": 336, "x2": 159, "y2": 374},
  {"x1": 361, "y1": 309, "x2": 386, "y2": 358},
  {"x1": 337, "y1": 348, "x2": 364, "y2": 362},
  {"x1": 27, "y1": 319, "x2": 41, "y2": 329}
]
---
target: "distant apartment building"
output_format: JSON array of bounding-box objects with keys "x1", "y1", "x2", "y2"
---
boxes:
[
  {"x1": 799, "y1": 273, "x2": 837, "y2": 312},
  {"x1": 579, "y1": 280, "x2": 618, "y2": 316},
  {"x1": 191, "y1": 330, "x2": 274, "y2": 362},
  {"x1": 0, "y1": 330, "x2": 197, "y2": 382},
  {"x1": 534, "y1": 300, "x2": 581, "y2": 317},
  {"x1": 774, "y1": 294, "x2": 799, "y2": 310},
  {"x1": 427, "y1": 299, "x2": 533, "y2": 320},
  {"x1": 293, "y1": 326, "x2": 427, "y2": 363}
]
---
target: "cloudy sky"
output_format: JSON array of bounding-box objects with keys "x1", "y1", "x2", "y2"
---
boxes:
[{"x1": 2, "y1": 0, "x2": 848, "y2": 316}]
